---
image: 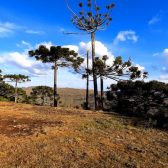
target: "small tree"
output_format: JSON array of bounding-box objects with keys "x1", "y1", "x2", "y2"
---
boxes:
[
  {"x1": 64, "y1": 0, "x2": 115, "y2": 110},
  {"x1": 29, "y1": 45, "x2": 84, "y2": 107},
  {"x1": 27, "y1": 85, "x2": 62, "y2": 106},
  {"x1": 2, "y1": 74, "x2": 31, "y2": 103}
]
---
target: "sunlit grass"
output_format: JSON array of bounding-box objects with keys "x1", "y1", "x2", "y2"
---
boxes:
[{"x1": 0, "y1": 100, "x2": 168, "y2": 168}]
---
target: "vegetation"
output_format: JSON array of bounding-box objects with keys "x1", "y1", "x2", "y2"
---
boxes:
[
  {"x1": 23, "y1": 86, "x2": 62, "y2": 106},
  {"x1": 28, "y1": 45, "x2": 84, "y2": 107},
  {"x1": 63, "y1": 0, "x2": 116, "y2": 110},
  {"x1": 106, "y1": 79, "x2": 168, "y2": 128},
  {"x1": 2, "y1": 74, "x2": 31, "y2": 103}
]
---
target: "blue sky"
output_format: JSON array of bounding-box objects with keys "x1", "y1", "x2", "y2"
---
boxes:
[{"x1": 0, "y1": 0, "x2": 168, "y2": 91}]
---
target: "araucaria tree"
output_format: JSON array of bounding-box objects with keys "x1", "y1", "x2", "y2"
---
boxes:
[
  {"x1": 29, "y1": 45, "x2": 84, "y2": 107},
  {"x1": 2, "y1": 74, "x2": 31, "y2": 103},
  {"x1": 89, "y1": 56, "x2": 149, "y2": 110},
  {"x1": 64, "y1": 0, "x2": 115, "y2": 110}
]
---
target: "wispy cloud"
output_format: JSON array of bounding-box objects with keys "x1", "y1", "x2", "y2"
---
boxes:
[
  {"x1": 26, "y1": 30, "x2": 45, "y2": 35},
  {"x1": 113, "y1": 30, "x2": 138, "y2": 45},
  {"x1": 148, "y1": 14, "x2": 162, "y2": 25},
  {"x1": 0, "y1": 21, "x2": 26, "y2": 38},
  {"x1": 0, "y1": 21, "x2": 24, "y2": 29},
  {"x1": 0, "y1": 27, "x2": 14, "y2": 37},
  {"x1": 22, "y1": 41, "x2": 31, "y2": 46},
  {"x1": 159, "y1": 75, "x2": 168, "y2": 80},
  {"x1": 16, "y1": 43, "x2": 21, "y2": 47},
  {"x1": 153, "y1": 53, "x2": 159, "y2": 56}
]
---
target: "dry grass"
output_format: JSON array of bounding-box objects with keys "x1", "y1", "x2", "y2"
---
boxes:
[{"x1": 0, "y1": 100, "x2": 168, "y2": 168}]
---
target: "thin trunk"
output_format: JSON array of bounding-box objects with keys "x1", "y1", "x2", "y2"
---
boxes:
[
  {"x1": 15, "y1": 80, "x2": 18, "y2": 103},
  {"x1": 86, "y1": 51, "x2": 89, "y2": 110},
  {"x1": 43, "y1": 93, "x2": 45, "y2": 106},
  {"x1": 91, "y1": 32, "x2": 98, "y2": 110},
  {"x1": 100, "y1": 75, "x2": 104, "y2": 110},
  {"x1": 54, "y1": 60, "x2": 58, "y2": 107}
]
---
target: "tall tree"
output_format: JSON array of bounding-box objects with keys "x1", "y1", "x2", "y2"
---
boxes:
[
  {"x1": 28, "y1": 45, "x2": 84, "y2": 107},
  {"x1": 63, "y1": 0, "x2": 115, "y2": 110},
  {"x1": 2, "y1": 74, "x2": 31, "y2": 103},
  {"x1": 88, "y1": 55, "x2": 148, "y2": 110}
]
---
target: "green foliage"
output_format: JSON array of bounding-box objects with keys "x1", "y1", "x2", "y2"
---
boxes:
[
  {"x1": 3, "y1": 74, "x2": 31, "y2": 83},
  {"x1": 28, "y1": 45, "x2": 84, "y2": 68},
  {"x1": 0, "y1": 96, "x2": 10, "y2": 102},
  {"x1": 106, "y1": 79, "x2": 168, "y2": 128},
  {"x1": 81, "y1": 102, "x2": 91, "y2": 110},
  {"x1": 29, "y1": 85, "x2": 61, "y2": 106}
]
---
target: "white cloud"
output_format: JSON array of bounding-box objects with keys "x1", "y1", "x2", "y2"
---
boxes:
[
  {"x1": 153, "y1": 53, "x2": 159, "y2": 56},
  {"x1": 35, "y1": 41, "x2": 53, "y2": 50},
  {"x1": 161, "y1": 67, "x2": 168, "y2": 73},
  {"x1": 149, "y1": 15, "x2": 160, "y2": 24},
  {"x1": 0, "y1": 21, "x2": 20, "y2": 29},
  {"x1": 132, "y1": 63, "x2": 145, "y2": 71},
  {"x1": 159, "y1": 75, "x2": 168, "y2": 80},
  {"x1": 161, "y1": 49, "x2": 168, "y2": 57},
  {"x1": 0, "y1": 27, "x2": 14, "y2": 37},
  {"x1": 16, "y1": 43, "x2": 21, "y2": 47},
  {"x1": 79, "y1": 41, "x2": 115, "y2": 67},
  {"x1": 22, "y1": 41, "x2": 31, "y2": 46},
  {"x1": 0, "y1": 40, "x2": 149, "y2": 89},
  {"x1": 26, "y1": 30, "x2": 45, "y2": 34},
  {"x1": 0, "y1": 21, "x2": 26, "y2": 37},
  {"x1": 160, "y1": 49, "x2": 168, "y2": 66},
  {"x1": 62, "y1": 45, "x2": 79, "y2": 53},
  {"x1": 114, "y1": 30, "x2": 138, "y2": 45}
]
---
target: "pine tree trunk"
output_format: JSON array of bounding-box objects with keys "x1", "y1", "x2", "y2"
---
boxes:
[
  {"x1": 86, "y1": 51, "x2": 89, "y2": 110},
  {"x1": 15, "y1": 80, "x2": 18, "y2": 103},
  {"x1": 100, "y1": 75, "x2": 104, "y2": 110},
  {"x1": 91, "y1": 32, "x2": 98, "y2": 110},
  {"x1": 54, "y1": 60, "x2": 58, "y2": 107}
]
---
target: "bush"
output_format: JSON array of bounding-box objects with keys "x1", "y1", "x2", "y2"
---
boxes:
[{"x1": 0, "y1": 96, "x2": 10, "y2": 102}]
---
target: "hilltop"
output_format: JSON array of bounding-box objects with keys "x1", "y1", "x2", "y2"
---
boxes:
[{"x1": 0, "y1": 101, "x2": 167, "y2": 167}]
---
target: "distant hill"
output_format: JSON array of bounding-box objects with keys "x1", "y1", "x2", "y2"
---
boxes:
[{"x1": 20, "y1": 86, "x2": 104, "y2": 109}]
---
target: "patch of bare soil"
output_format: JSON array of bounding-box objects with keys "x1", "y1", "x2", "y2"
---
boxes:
[{"x1": 0, "y1": 101, "x2": 168, "y2": 168}]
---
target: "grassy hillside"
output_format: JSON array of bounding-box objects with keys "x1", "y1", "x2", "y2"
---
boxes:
[{"x1": 0, "y1": 101, "x2": 167, "y2": 167}]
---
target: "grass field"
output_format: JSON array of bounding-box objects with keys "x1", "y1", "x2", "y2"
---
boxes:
[{"x1": 0, "y1": 100, "x2": 168, "y2": 168}]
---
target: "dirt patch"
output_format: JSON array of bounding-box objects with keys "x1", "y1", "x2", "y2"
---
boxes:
[{"x1": 0, "y1": 117, "x2": 63, "y2": 137}]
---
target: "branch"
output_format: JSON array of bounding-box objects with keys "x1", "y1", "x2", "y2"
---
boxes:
[
  {"x1": 65, "y1": 0, "x2": 93, "y2": 33},
  {"x1": 62, "y1": 29, "x2": 90, "y2": 35},
  {"x1": 94, "y1": 0, "x2": 100, "y2": 21},
  {"x1": 71, "y1": 14, "x2": 90, "y2": 28},
  {"x1": 97, "y1": 26, "x2": 108, "y2": 31},
  {"x1": 99, "y1": 7, "x2": 113, "y2": 25},
  {"x1": 81, "y1": 6, "x2": 91, "y2": 20}
]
